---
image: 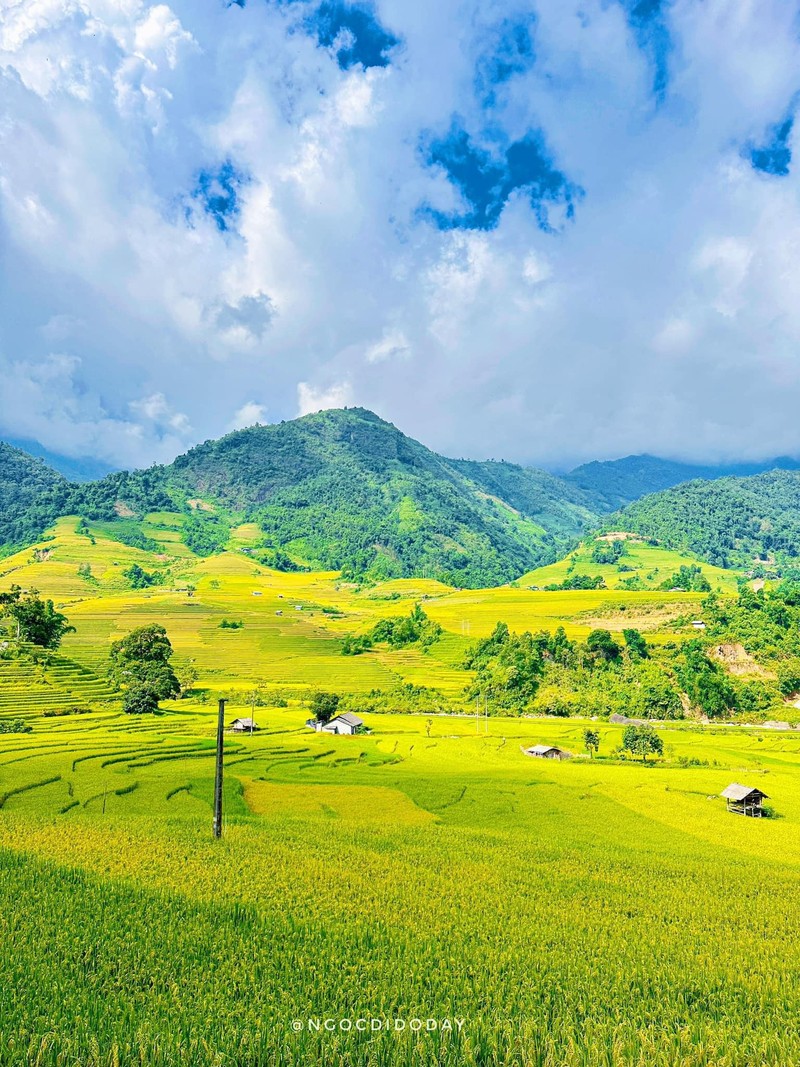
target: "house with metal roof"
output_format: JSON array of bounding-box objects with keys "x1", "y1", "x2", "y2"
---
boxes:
[
  {"x1": 230, "y1": 717, "x2": 260, "y2": 733},
  {"x1": 524, "y1": 744, "x2": 570, "y2": 760},
  {"x1": 306, "y1": 712, "x2": 367, "y2": 735}
]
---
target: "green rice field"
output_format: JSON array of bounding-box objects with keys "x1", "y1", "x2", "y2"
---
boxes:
[{"x1": 0, "y1": 518, "x2": 796, "y2": 1066}]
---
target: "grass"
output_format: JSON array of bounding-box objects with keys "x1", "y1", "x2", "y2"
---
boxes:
[{"x1": 2, "y1": 519, "x2": 797, "y2": 1064}]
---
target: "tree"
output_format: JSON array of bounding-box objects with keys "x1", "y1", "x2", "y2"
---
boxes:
[
  {"x1": 678, "y1": 641, "x2": 736, "y2": 719},
  {"x1": 123, "y1": 563, "x2": 158, "y2": 589},
  {"x1": 310, "y1": 691, "x2": 340, "y2": 723},
  {"x1": 623, "y1": 628, "x2": 649, "y2": 659},
  {"x1": 463, "y1": 622, "x2": 545, "y2": 711},
  {"x1": 622, "y1": 724, "x2": 664, "y2": 762},
  {"x1": 110, "y1": 624, "x2": 180, "y2": 710},
  {"x1": 4, "y1": 589, "x2": 74, "y2": 649},
  {"x1": 583, "y1": 728, "x2": 600, "y2": 758},
  {"x1": 123, "y1": 682, "x2": 162, "y2": 715},
  {"x1": 586, "y1": 629, "x2": 622, "y2": 663}
]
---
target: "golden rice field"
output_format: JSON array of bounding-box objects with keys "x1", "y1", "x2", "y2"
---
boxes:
[
  {"x1": 2, "y1": 705, "x2": 800, "y2": 1066},
  {"x1": 0, "y1": 516, "x2": 710, "y2": 710},
  {"x1": 2, "y1": 517, "x2": 791, "y2": 1066}
]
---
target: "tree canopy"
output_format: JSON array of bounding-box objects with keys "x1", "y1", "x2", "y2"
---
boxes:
[{"x1": 110, "y1": 625, "x2": 180, "y2": 712}]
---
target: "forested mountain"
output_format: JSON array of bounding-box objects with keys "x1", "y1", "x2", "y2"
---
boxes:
[
  {"x1": 0, "y1": 409, "x2": 602, "y2": 586},
  {"x1": 447, "y1": 458, "x2": 597, "y2": 537},
  {"x1": 7, "y1": 408, "x2": 800, "y2": 584},
  {"x1": 0, "y1": 444, "x2": 70, "y2": 548},
  {"x1": 5, "y1": 437, "x2": 114, "y2": 483},
  {"x1": 615, "y1": 470, "x2": 800, "y2": 569},
  {"x1": 566, "y1": 453, "x2": 800, "y2": 510},
  {"x1": 165, "y1": 409, "x2": 595, "y2": 585}
]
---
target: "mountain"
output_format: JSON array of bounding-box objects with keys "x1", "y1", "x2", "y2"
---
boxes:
[
  {"x1": 0, "y1": 409, "x2": 603, "y2": 586},
  {"x1": 164, "y1": 408, "x2": 597, "y2": 585},
  {"x1": 9, "y1": 408, "x2": 800, "y2": 584},
  {"x1": 565, "y1": 453, "x2": 800, "y2": 511},
  {"x1": 4, "y1": 437, "x2": 115, "y2": 483},
  {"x1": 0, "y1": 443, "x2": 70, "y2": 549},
  {"x1": 614, "y1": 469, "x2": 800, "y2": 570}
]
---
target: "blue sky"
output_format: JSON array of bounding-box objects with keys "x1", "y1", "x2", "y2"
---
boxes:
[{"x1": 1, "y1": 0, "x2": 800, "y2": 469}]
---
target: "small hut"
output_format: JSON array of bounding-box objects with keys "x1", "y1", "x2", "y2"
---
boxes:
[
  {"x1": 230, "y1": 717, "x2": 260, "y2": 733},
  {"x1": 721, "y1": 783, "x2": 768, "y2": 817},
  {"x1": 525, "y1": 744, "x2": 570, "y2": 760},
  {"x1": 307, "y1": 712, "x2": 367, "y2": 736}
]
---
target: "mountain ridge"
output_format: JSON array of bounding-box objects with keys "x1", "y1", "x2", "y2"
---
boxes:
[{"x1": 4, "y1": 408, "x2": 800, "y2": 583}]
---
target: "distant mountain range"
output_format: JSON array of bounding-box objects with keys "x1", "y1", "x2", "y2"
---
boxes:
[
  {"x1": 4, "y1": 437, "x2": 114, "y2": 483},
  {"x1": 566, "y1": 453, "x2": 800, "y2": 511},
  {"x1": 2, "y1": 408, "x2": 799, "y2": 583}
]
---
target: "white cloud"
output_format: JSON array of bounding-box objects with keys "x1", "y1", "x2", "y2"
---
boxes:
[
  {"x1": 1, "y1": 0, "x2": 800, "y2": 468},
  {"x1": 228, "y1": 401, "x2": 266, "y2": 430},
  {"x1": 297, "y1": 381, "x2": 354, "y2": 417},
  {"x1": 365, "y1": 328, "x2": 410, "y2": 364}
]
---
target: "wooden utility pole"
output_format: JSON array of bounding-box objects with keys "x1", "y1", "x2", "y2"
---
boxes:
[{"x1": 213, "y1": 698, "x2": 226, "y2": 839}]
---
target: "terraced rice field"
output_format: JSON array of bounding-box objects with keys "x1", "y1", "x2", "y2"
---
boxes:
[
  {"x1": 0, "y1": 519, "x2": 711, "y2": 713},
  {"x1": 2, "y1": 706, "x2": 800, "y2": 1065},
  {"x1": 3, "y1": 518, "x2": 787, "y2": 1065}
]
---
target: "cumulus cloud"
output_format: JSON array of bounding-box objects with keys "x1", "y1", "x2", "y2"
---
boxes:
[
  {"x1": 297, "y1": 381, "x2": 354, "y2": 416},
  {"x1": 2, "y1": 0, "x2": 800, "y2": 469},
  {"x1": 228, "y1": 401, "x2": 267, "y2": 430}
]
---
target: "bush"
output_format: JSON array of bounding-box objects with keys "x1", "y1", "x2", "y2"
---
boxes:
[
  {"x1": 42, "y1": 706, "x2": 92, "y2": 718},
  {"x1": 0, "y1": 718, "x2": 32, "y2": 734}
]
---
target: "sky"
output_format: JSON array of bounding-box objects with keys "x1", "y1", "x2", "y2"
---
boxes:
[{"x1": 2, "y1": 0, "x2": 800, "y2": 471}]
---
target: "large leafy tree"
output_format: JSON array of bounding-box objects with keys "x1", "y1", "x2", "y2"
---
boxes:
[
  {"x1": 1, "y1": 587, "x2": 74, "y2": 649},
  {"x1": 110, "y1": 624, "x2": 180, "y2": 711},
  {"x1": 622, "y1": 724, "x2": 664, "y2": 762},
  {"x1": 310, "y1": 691, "x2": 340, "y2": 723}
]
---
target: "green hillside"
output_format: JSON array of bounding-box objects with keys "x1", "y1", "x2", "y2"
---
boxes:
[
  {"x1": 0, "y1": 443, "x2": 70, "y2": 549},
  {"x1": 521, "y1": 533, "x2": 741, "y2": 593},
  {"x1": 615, "y1": 470, "x2": 800, "y2": 570},
  {"x1": 1, "y1": 409, "x2": 607, "y2": 587},
  {"x1": 8, "y1": 410, "x2": 800, "y2": 588},
  {"x1": 566, "y1": 453, "x2": 800, "y2": 510}
]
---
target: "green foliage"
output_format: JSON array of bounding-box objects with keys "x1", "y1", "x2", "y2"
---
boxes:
[
  {"x1": 583, "y1": 728, "x2": 600, "y2": 757},
  {"x1": 0, "y1": 443, "x2": 70, "y2": 553},
  {"x1": 110, "y1": 625, "x2": 180, "y2": 707},
  {"x1": 623, "y1": 628, "x2": 649, "y2": 659},
  {"x1": 622, "y1": 723, "x2": 664, "y2": 761},
  {"x1": 254, "y1": 548, "x2": 309, "y2": 572},
  {"x1": 369, "y1": 604, "x2": 442, "y2": 650},
  {"x1": 586, "y1": 630, "x2": 622, "y2": 663},
  {"x1": 618, "y1": 470, "x2": 800, "y2": 570},
  {"x1": 123, "y1": 683, "x2": 162, "y2": 715},
  {"x1": 545, "y1": 574, "x2": 606, "y2": 590},
  {"x1": 463, "y1": 622, "x2": 545, "y2": 710},
  {"x1": 346, "y1": 683, "x2": 447, "y2": 715},
  {"x1": 1, "y1": 588, "x2": 75, "y2": 649},
  {"x1": 123, "y1": 563, "x2": 161, "y2": 589},
  {"x1": 678, "y1": 641, "x2": 736, "y2": 719},
  {"x1": 182, "y1": 513, "x2": 229, "y2": 557},
  {"x1": 0, "y1": 718, "x2": 32, "y2": 734},
  {"x1": 590, "y1": 539, "x2": 626, "y2": 564},
  {"x1": 658, "y1": 565, "x2": 711, "y2": 592},
  {"x1": 309, "y1": 691, "x2": 340, "y2": 723},
  {"x1": 341, "y1": 634, "x2": 374, "y2": 656},
  {"x1": 219, "y1": 619, "x2": 244, "y2": 630}
]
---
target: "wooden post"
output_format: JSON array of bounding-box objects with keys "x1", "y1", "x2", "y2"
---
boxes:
[{"x1": 213, "y1": 698, "x2": 226, "y2": 839}]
